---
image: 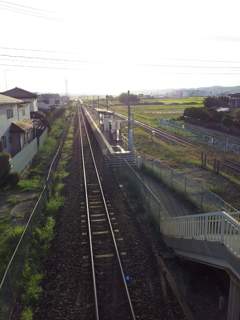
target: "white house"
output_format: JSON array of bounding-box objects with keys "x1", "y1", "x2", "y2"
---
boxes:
[
  {"x1": 1, "y1": 87, "x2": 39, "y2": 114},
  {"x1": 0, "y1": 92, "x2": 37, "y2": 156},
  {"x1": 38, "y1": 93, "x2": 61, "y2": 110}
]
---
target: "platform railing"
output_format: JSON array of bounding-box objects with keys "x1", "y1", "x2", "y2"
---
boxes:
[{"x1": 160, "y1": 211, "x2": 240, "y2": 258}]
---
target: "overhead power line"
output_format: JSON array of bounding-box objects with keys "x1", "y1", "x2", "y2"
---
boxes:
[
  {"x1": 0, "y1": 46, "x2": 87, "y2": 56},
  {"x1": 0, "y1": 0, "x2": 59, "y2": 14},
  {"x1": 1, "y1": 47, "x2": 240, "y2": 65},
  {"x1": 0, "y1": 5, "x2": 66, "y2": 21},
  {"x1": 0, "y1": 0, "x2": 67, "y2": 21},
  {"x1": 1, "y1": 62, "x2": 240, "y2": 76},
  {"x1": 1, "y1": 54, "x2": 240, "y2": 70}
]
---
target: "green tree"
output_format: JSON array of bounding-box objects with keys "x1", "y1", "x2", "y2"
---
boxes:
[
  {"x1": 203, "y1": 96, "x2": 229, "y2": 108},
  {"x1": 118, "y1": 92, "x2": 139, "y2": 104},
  {"x1": 0, "y1": 152, "x2": 12, "y2": 185},
  {"x1": 232, "y1": 109, "x2": 240, "y2": 126}
]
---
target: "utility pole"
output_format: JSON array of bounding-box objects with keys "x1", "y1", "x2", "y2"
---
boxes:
[
  {"x1": 98, "y1": 96, "x2": 99, "y2": 108},
  {"x1": 127, "y1": 90, "x2": 131, "y2": 147},
  {"x1": 93, "y1": 95, "x2": 94, "y2": 108},
  {"x1": 106, "y1": 95, "x2": 108, "y2": 110},
  {"x1": 65, "y1": 78, "x2": 68, "y2": 96},
  {"x1": 3, "y1": 70, "x2": 8, "y2": 90}
]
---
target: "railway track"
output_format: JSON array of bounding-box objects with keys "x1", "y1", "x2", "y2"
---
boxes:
[
  {"x1": 78, "y1": 106, "x2": 135, "y2": 320},
  {"x1": 114, "y1": 111, "x2": 240, "y2": 175}
]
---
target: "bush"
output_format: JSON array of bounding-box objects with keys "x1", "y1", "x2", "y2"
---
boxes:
[
  {"x1": 4, "y1": 172, "x2": 20, "y2": 187},
  {"x1": 0, "y1": 152, "x2": 12, "y2": 185}
]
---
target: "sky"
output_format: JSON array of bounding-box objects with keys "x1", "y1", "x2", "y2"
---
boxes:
[{"x1": 1, "y1": 0, "x2": 240, "y2": 96}]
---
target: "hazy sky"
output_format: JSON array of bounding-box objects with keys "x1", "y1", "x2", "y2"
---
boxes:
[{"x1": 1, "y1": 0, "x2": 240, "y2": 95}]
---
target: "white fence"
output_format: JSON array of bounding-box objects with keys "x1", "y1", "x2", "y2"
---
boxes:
[
  {"x1": 38, "y1": 128, "x2": 48, "y2": 148},
  {"x1": 12, "y1": 129, "x2": 48, "y2": 174},
  {"x1": 160, "y1": 211, "x2": 240, "y2": 258}
]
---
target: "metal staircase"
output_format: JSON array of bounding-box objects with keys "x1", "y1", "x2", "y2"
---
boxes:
[{"x1": 104, "y1": 153, "x2": 136, "y2": 168}]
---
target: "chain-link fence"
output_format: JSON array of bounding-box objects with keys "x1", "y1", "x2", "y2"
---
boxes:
[
  {"x1": 140, "y1": 153, "x2": 238, "y2": 214},
  {"x1": 115, "y1": 162, "x2": 169, "y2": 229},
  {"x1": 159, "y1": 120, "x2": 240, "y2": 156},
  {"x1": 0, "y1": 118, "x2": 71, "y2": 320}
]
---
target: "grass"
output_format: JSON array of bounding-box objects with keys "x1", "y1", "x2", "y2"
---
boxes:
[
  {"x1": 6, "y1": 195, "x2": 20, "y2": 207},
  {"x1": 132, "y1": 127, "x2": 201, "y2": 168},
  {"x1": 0, "y1": 226, "x2": 24, "y2": 280}
]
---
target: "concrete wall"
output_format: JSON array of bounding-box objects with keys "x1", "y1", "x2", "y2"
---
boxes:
[
  {"x1": 38, "y1": 128, "x2": 48, "y2": 147},
  {"x1": 12, "y1": 138, "x2": 38, "y2": 174}
]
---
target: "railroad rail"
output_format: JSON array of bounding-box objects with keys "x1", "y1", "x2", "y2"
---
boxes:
[
  {"x1": 114, "y1": 111, "x2": 240, "y2": 175},
  {"x1": 78, "y1": 106, "x2": 135, "y2": 320}
]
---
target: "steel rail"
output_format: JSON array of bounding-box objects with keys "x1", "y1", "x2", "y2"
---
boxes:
[
  {"x1": 78, "y1": 105, "x2": 99, "y2": 320},
  {"x1": 114, "y1": 111, "x2": 240, "y2": 173},
  {"x1": 79, "y1": 105, "x2": 136, "y2": 320}
]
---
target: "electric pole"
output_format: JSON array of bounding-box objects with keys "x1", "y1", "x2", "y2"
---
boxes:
[
  {"x1": 65, "y1": 78, "x2": 68, "y2": 96},
  {"x1": 106, "y1": 95, "x2": 108, "y2": 110},
  {"x1": 127, "y1": 90, "x2": 131, "y2": 146}
]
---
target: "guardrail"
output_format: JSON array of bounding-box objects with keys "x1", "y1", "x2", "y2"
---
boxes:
[
  {"x1": 0, "y1": 118, "x2": 71, "y2": 320},
  {"x1": 160, "y1": 211, "x2": 240, "y2": 258}
]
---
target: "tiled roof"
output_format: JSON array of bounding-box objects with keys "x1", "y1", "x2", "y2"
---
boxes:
[
  {"x1": 10, "y1": 121, "x2": 32, "y2": 133},
  {"x1": 1, "y1": 87, "x2": 38, "y2": 99},
  {"x1": 0, "y1": 94, "x2": 23, "y2": 105}
]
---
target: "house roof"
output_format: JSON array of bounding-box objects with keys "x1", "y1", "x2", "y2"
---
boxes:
[
  {"x1": 10, "y1": 121, "x2": 32, "y2": 133},
  {"x1": 30, "y1": 110, "x2": 45, "y2": 118},
  {"x1": 94, "y1": 108, "x2": 114, "y2": 115},
  {"x1": 2, "y1": 87, "x2": 38, "y2": 99},
  {"x1": 229, "y1": 93, "x2": 240, "y2": 98},
  {"x1": 0, "y1": 94, "x2": 23, "y2": 105}
]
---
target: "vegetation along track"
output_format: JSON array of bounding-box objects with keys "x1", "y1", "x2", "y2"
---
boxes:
[
  {"x1": 114, "y1": 112, "x2": 240, "y2": 177},
  {"x1": 29, "y1": 107, "x2": 187, "y2": 320}
]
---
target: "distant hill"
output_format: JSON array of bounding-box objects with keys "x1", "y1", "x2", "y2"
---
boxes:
[{"x1": 131, "y1": 86, "x2": 240, "y2": 97}]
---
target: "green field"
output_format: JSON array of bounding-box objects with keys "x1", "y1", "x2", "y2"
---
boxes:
[{"x1": 111, "y1": 97, "x2": 204, "y2": 126}]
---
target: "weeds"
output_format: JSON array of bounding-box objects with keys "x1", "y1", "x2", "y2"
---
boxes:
[
  {"x1": 6, "y1": 195, "x2": 20, "y2": 207},
  {"x1": 17, "y1": 116, "x2": 74, "y2": 319}
]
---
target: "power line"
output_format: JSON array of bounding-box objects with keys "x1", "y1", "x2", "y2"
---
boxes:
[
  {"x1": 0, "y1": 0, "x2": 61, "y2": 14},
  {"x1": 1, "y1": 62, "x2": 240, "y2": 75},
  {"x1": 0, "y1": 2, "x2": 67, "y2": 21},
  {"x1": 0, "y1": 54, "x2": 99, "y2": 64},
  {"x1": 1, "y1": 46, "x2": 240, "y2": 66},
  {"x1": 1, "y1": 54, "x2": 240, "y2": 70},
  {"x1": 0, "y1": 46, "x2": 87, "y2": 56}
]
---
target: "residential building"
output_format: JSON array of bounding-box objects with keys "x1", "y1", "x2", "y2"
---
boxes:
[
  {"x1": 0, "y1": 94, "x2": 32, "y2": 155},
  {"x1": 1, "y1": 87, "x2": 38, "y2": 115},
  {"x1": 61, "y1": 95, "x2": 70, "y2": 104},
  {"x1": 38, "y1": 93, "x2": 61, "y2": 109},
  {"x1": 229, "y1": 93, "x2": 240, "y2": 109}
]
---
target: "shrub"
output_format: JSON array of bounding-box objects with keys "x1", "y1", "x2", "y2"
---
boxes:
[
  {"x1": 4, "y1": 172, "x2": 20, "y2": 187},
  {"x1": 0, "y1": 152, "x2": 12, "y2": 185}
]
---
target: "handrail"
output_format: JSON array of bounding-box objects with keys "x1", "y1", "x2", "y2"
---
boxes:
[{"x1": 160, "y1": 211, "x2": 240, "y2": 258}]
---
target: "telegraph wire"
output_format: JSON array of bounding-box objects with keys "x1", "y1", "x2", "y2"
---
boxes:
[
  {"x1": 0, "y1": 0, "x2": 61, "y2": 14},
  {"x1": 1, "y1": 46, "x2": 240, "y2": 65},
  {"x1": 1, "y1": 62, "x2": 240, "y2": 75},
  {"x1": 0, "y1": 5, "x2": 67, "y2": 21},
  {"x1": 1, "y1": 54, "x2": 240, "y2": 70},
  {"x1": 0, "y1": 46, "x2": 88, "y2": 56}
]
